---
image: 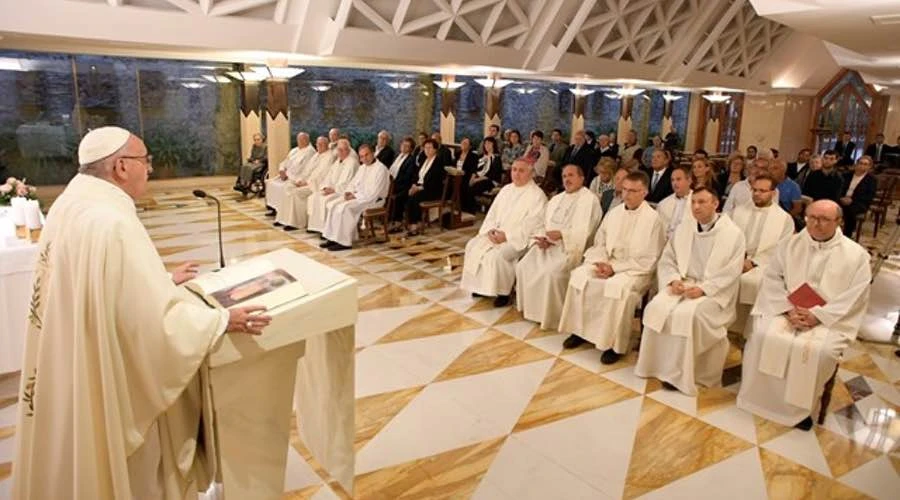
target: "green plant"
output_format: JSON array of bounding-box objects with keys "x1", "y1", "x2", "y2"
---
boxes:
[{"x1": 143, "y1": 123, "x2": 205, "y2": 178}]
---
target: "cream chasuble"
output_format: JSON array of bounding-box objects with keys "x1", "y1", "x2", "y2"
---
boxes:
[
  {"x1": 266, "y1": 145, "x2": 315, "y2": 214},
  {"x1": 656, "y1": 191, "x2": 694, "y2": 240},
  {"x1": 307, "y1": 155, "x2": 359, "y2": 232},
  {"x1": 460, "y1": 181, "x2": 547, "y2": 296},
  {"x1": 515, "y1": 187, "x2": 601, "y2": 330},
  {"x1": 635, "y1": 215, "x2": 745, "y2": 394},
  {"x1": 277, "y1": 152, "x2": 334, "y2": 228},
  {"x1": 557, "y1": 202, "x2": 665, "y2": 352},
  {"x1": 737, "y1": 230, "x2": 870, "y2": 426},
  {"x1": 322, "y1": 161, "x2": 390, "y2": 247},
  {"x1": 731, "y1": 202, "x2": 794, "y2": 306},
  {"x1": 13, "y1": 174, "x2": 228, "y2": 500}
]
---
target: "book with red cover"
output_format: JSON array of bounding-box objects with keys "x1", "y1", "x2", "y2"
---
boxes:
[{"x1": 788, "y1": 283, "x2": 827, "y2": 308}]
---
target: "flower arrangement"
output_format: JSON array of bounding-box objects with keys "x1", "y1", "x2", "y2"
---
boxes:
[{"x1": 0, "y1": 177, "x2": 38, "y2": 205}]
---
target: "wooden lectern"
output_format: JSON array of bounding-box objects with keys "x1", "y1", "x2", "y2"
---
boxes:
[{"x1": 197, "y1": 249, "x2": 357, "y2": 499}]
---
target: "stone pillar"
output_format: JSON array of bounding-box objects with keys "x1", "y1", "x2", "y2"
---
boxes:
[
  {"x1": 483, "y1": 86, "x2": 503, "y2": 137},
  {"x1": 570, "y1": 89, "x2": 587, "y2": 135},
  {"x1": 616, "y1": 96, "x2": 634, "y2": 147},
  {"x1": 265, "y1": 79, "x2": 291, "y2": 178},
  {"x1": 438, "y1": 77, "x2": 459, "y2": 144},
  {"x1": 661, "y1": 95, "x2": 675, "y2": 139},
  {"x1": 684, "y1": 92, "x2": 703, "y2": 152},
  {"x1": 240, "y1": 81, "x2": 262, "y2": 165}
]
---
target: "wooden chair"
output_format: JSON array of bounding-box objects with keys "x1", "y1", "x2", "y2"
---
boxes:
[
  {"x1": 868, "y1": 174, "x2": 897, "y2": 237},
  {"x1": 540, "y1": 163, "x2": 560, "y2": 196},
  {"x1": 419, "y1": 175, "x2": 451, "y2": 234},
  {"x1": 359, "y1": 179, "x2": 395, "y2": 244},
  {"x1": 818, "y1": 364, "x2": 840, "y2": 425}
]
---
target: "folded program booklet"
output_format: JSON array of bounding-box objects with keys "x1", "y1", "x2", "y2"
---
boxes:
[
  {"x1": 185, "y1": 257, "x2": 307, "y2": 310},
  {"x1": 787, "y1": 282, "x2": 826, "y2": 309}
]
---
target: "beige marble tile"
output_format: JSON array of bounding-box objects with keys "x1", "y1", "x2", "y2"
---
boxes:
[
  {"x1": 282, "y1": 484, "x2": 323, "y2": 499},
  {"x1": 493, "y1": 307, "x2": 525, "y2": 325},
  {"x1": 841, "y1": 353, "x2": 890, "y2": 382},
  {"x1": 434, "y1": 329, "x2": 553, "y2": 382},
  {"x1": 0, "y1": 461, "x2": 10, "y2": 481},
  {"x1": 358, "y1": 284, "x2": 429, "y2": 311},
  {"x1": 420, "y1": 279, "x2": 455, "y2": 291},
  {"x1": 890, "y1": 455, "x2": 900, "y2": 475},
  {"x1": 465, "y1": 298, "x2": 502, "y2": 313},
  {"x1": 355, "y1": 386, "x2": 425, "y2": 451},
  {"x1": 754, "y1": 415, "x2": 794, "y2": 445},
  {"x1": 376, "y1": 304, "x2": 484, "y2": 344},
  {"x1": 353, "y1": 438, "x2": 505, "y2": 500},
  {"x1": 523, "y1": 325, "x2": 559, "y2": 340},
  {"x1": 0, "y1": 424, "x2": 14, "y2": 441},
  {"x1": 0, "y1": 395, "x2": 18, "y2": 411},
  {"x1": 514, "y1": 359, "x2": 639, "y2": 432},
  {"x1": 815, "y1": 427, "x2": 882, "y2": 477},
  {"x1": 827, "y1": 378, "x2": 855, "y2": 414},
  {"x1": 623, "y1": 398, "x2": 754, "y2": 499},
  {"x1": 399, "y1": 270, "x2": 432, "y2": 281},
  {"x1": 723, "y1": 341, "x2": 743, "y2": 369},
  {"x1": 696, "y1": 387, "x2": 737, "y2": 416},
  {"x1": 759, "y1": 448, "x2": 868, "y2": 499}
]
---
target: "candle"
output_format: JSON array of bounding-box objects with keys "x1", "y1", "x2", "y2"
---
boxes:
[
  {"x1": 25, "y1": 200, "x2": 42, "y2": 229},
  {"x1": 11, "y1": 197, "x2": 26, "y2": 226}
]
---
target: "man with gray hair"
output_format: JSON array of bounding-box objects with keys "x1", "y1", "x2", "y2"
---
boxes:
[
  {"x1": 13, "y1": 127, "x2": 268, "y2": 498},
  {"x1": 374, "y1": 129, "x2": 396, "y2": 167},
  {"x1": 265, "y1": 132, "x2": 314, "y2": 218}
]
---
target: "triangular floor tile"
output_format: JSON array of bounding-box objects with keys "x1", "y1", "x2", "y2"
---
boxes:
[
  {"x1": 513, "y1": 358, "x2": 639, "y2": 432},
  {"x1": 355, "y1": 386, "x2": 425, "y2": 451},
  {"x1": 870, "y1": 354, "x2": 900, "y2": 383},
  {"x1": 758, "y1": 448, "x2": 868, "y2": 499},
  {"x1": 434, "y1": 329, "x2": 553, "y2": 381},
  {"x1": 526, "y1": 333, "x2": 569, "y2": 357},
  {"x1": 841, "y1": 354, "x2": 890, "y2": 382},
  {"x1": 700, "y1": 404, "x2": 758, "y2": 444},
  {"x1": 465, "y1": 307, "x2": 512, "y2": 327},
  {"x1": 638, "y1": 447, "x2": 767, "y2": 500},
  {"x1": 355, "y1": 304, "x2": 431, "y2": 347},
  {"x1": 761, "y1": 429, "x2": 833, "y2": 477},
  {"x1": 377, "y1": 304, "x2": 485, "y2": 344},
  {"x1": 839, "y1": 455, "x2": 900, "y2": 499},
  {"x1": 358, "y1": 284, "x2": 429, "y2": 311},
  {"x1": 493, "y1": 307, "x2": 525, "y2": 325},
  {"x1": 623, "y1": 398, "x2": 754, "y2": 499},
  {"x1": 283, "y1": 445, "x2": 323, "y2": 493},
  {"x1": 814, "y1": 426, "x2": 881, "y2": 478},
  {"x1": 696, "y1": 387, "x2": 737, "y2": 416},
  {"x1": 753, "y1": 414, "x2": 794, "y2": 444},
  {"x1": 494, "y1": 320, "x2": 539, "y2": 340},
  {"x1": 648, "y1": 386, "x2": 698, "y2": 417}
]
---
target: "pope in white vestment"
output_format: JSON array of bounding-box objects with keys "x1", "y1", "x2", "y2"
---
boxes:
[
  {"x1": 461, "y1": 160, "x2": 547, "y2": 306},
  {"x1": 730, "y1": 175, "x2": 795, "y2": 333},
  {"x1": 738, "y1": 200, "x2": 871, "y2": 428},
  {"x1": 515, "y1": 165, "x2": 601, "y2": 330},
  {"x1": 320, "y1": 145, "x2": 390, "y2": 249},
  {"x1": 656, "y1": 167, "x2": 694, "y2": 239},
  {"x1": 265, "y1": 133, "x2": 314, "y2": 216},
  {"x1": 636, "y1": 188, "x2": 745, "y2": 394},
  {"x1": 558, "y1": 172, "x2": 666, "y2": 363},
  {"x1": 277, "y1": 137, "x2": 334, "y2": 230},
  {"x1": 307, "y1": 139, "x2": 359, "y2": 233},
  {"x1": 13, "y1": 127, "x2": 268, "y2": 499}
]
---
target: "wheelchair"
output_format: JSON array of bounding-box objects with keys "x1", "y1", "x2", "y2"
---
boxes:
[{"x1": 234, "y1": 162, "x2": 268, "y2": 198}]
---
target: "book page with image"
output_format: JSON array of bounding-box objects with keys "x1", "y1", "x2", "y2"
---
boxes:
[{"x1": 186, "y1": 259, "x2": 276, "y2": 297}]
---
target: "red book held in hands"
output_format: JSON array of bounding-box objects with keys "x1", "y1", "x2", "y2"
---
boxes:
[{"x1": 788, "y1": 283, "x2": 826, "y2": 309}]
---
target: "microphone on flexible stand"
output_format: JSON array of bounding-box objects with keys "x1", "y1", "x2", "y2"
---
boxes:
[{"x1": 192, "y1": 189, "x2": 226, "y2": 269}]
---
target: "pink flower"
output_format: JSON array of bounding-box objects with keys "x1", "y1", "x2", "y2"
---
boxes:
[
  {"x1": 16, "y1": 184, "x2": 28, "y2": 196},
  {"x1": 5, "y1": 177, "x2": 16, "y2": 185},
  {"x1": 0, "y1": 184, "x2": 11, "y2": 194}
]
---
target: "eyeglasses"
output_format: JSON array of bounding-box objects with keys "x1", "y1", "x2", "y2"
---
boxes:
[
  {"x1": 751, "y1": 188, "x2": 773, "y2": 193},
  {"x1": 805, "y1": 215, "x2": 840, "y2": 224},
  {"x1": 120, "y1": 154, "x2": 154, "y2": 173},
  {"x1": 621, "y1": 188, "x2": 644, "y2": 194}
]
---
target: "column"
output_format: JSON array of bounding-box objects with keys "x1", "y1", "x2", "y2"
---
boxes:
[
  {"x1": 240, "y1": 80, "x2": 262, "y2": 166},
  {"x1": 616, "y1": 96, "x2": 634, "y2": 147},
  {"x1": 483, "y1": 86, "x2": 503, "y2": 137},
  {"x1": 684, "y1": 92, "x2": 703, "y2": 152},
  {"x1": 570, "y1": 87, "x2": 588, "y2": 134},
  {"x1": 438, "y1": 76, "x2": 459, "y2": 144},
  {"x1": 661, "y1": 94, "x2": 676, "y2": 140},
  {"x1": 266, "y1": 78, "x2": 291, "y2": 178}
]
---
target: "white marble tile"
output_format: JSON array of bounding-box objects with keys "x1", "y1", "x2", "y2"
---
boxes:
[
  {"x1": 560, "y1": 349, "x2": 603, "y2": 374},
  {"x1": 866, "y1": 376, "x2": 900, "y2": 406},
  {"x1": 465, "y1": 307, "x2": 511, "y2": 327},
  {"x1": 600, "y1": 365, "x2": 648, "y2": 393},
  {"x1": 494, "y1": 321, "x2": 538, "y2": 340},
  {"x1": 354, "y1": 304, "x2": 432, "y2": 348},
  {"x1": 512, "y1": 397, "x2": 644, "y2": 498},
  {"x1": 442, "y1": 297, "x2": 480, "y2": 314},
  {"x1": 761, "y1": 429, "x2": 832, "y2": 477},
  {"x1": 870, "y1": 354, "x2": 900, "y2": 383},
  {"x1": 700, "y1": 404, "x2": 758, "y2": 444},
  {"x1": 0, "y1": 402, "x2": 16, "y2": 427},
  {"x1": 310, "y1": 485, "x2": 341, "y2": 500},
  {"x1": 395, "y1": 278, "x2": 435, "y2": 292},
  {"x1": 473, "y1": 436, "x2": 608, "y2": 500},
  {"x1": 637, "y1": 447, "x2": 768, "y2": 500},
  {"x1": 283, "y1": 445, "x2": 322, "y2": 492},
  {"x1": 0, "y1": 478, "x2": 10, "y2": 500},
  {"x1": 838, "y1": 455, "x2": 900, "y2": 499},
  {"x1": 356, "y1": 284, "x2": 386, "y2": 299},
  {"x1": 526, "y1": 333, "x2": 569, "y2": 357},
  {"x1": 355, "y1": 328, "x2": 485, "y2": 398},
  {"x1": 0, "y1": 430, "x2": 15, "y2": 463},
  {"x1": 416, "y1": 287, "x2": 458, "y2": 303},
  {"x1": 648, "y1": 388, "x2": 697, "y2": 417}
]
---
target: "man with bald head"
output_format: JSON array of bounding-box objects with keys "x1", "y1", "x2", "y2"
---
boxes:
[
  {"x1": 461, "y1": 159, "x2": 547, "y2": 307},
  {"x1": 277, "y1": 136, "x2": 335, "y2": 231},
  {"x1": 307, "y1": 139, "x2": 359, "y2": 233},
  {"x1": 13, "y1": 127, "x2": 268, "y2": 498},
  {"x1": 738, "y1": 200, "x2": 871, "y2": 431},
  {"x1": 265, "y1": 132, "x2": 314, "y2": 218},
  {"x1": 770, "y1": 159, "x2": 803, "y2": 217}
]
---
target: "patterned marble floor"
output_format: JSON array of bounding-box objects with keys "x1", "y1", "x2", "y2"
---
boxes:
[{"x1": 1, "y1": 184, "x2": 899, "y2": 499}]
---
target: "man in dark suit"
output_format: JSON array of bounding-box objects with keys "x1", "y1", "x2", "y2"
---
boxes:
[
  {"x1": 787, "y1": 148, "x2": 812, "y2": 189},
  {"x1": 374, "y1": 130, "x2": 396, "y2": 168},
  {"x1": 431, "y1": 132, "x2": 455, "y2": 166},
  {"x1": 559, "y1": 130, "x2": 597, "y2": 187},
  {"x1": 600, "y1": 166, "x2": 629, "y2": 217},
  {"x1": 388, "y1": 137, "x2": 419, "y2": 230},
  {"x1": 834, "y1": 131, "x2": 856, "y2": 167},
  {"x1": 640, "y1": 148, "x2": 674, "y2": 203},
  {"x1": 803, "y1": 150, "x2": 843, "y2": 203},
  {"x1": 839, "y1": 155, "x2": 877, "y2": 236},
  {"x1": 596, "y1": 134, "x2": 618, "y2": 160},
  {"x1": 864, "y1": 133, "x2": 887, "y2": 164}
]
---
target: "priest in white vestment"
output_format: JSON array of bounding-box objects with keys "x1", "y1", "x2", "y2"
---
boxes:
[
  {"x1": 13, "y1": 127, "x2": 269, "y2": 500},
  {"x1": 737, "y1": 200, "x2": 871, "y2": 430},
  {"x1": 307, "y1": 139, "x2": 359, "y2": 233},
  {"x1": 265, "y1": 132, "x2": 314, "y2": 218},
  {"x1": 277, "y1": 136, "x2": 333, "y2": 231},
  {"x1": 558, "y1": 171, "x2": 666, "y2": 364},
  {"x1": 636, "y1": 187, "x2": 745, "y2": 394},
  {"x1": 656, "y1": 165, "x2": 694, "y2": 239},
  {"x1": 320, "y1": 144, "x2": 390, "y2": 251},
  {"x1": 515, "y1": 164, "x2": 601, "y2": 330},
  {"x1": 730, "y1": 174, "x2": 795, "y2": 333},
  {"x1": 460, "y1": 159, "x2": 547, "y2": 307}
]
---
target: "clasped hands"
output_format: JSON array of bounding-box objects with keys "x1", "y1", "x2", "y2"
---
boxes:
[
  {"x1": 344, "y1": 192, "x2": 356, "y2": 201},
  {"x1": 668, "y1": 280, "x2": 704, "y2": 299},
  {"x1": 787, "y1": 307, "x2": 820, "y2": 331},
  {"x1": 487, "y1": 228, "x2": 507, "y2": 244},
  {"x1": 408, "y1": 185, "x2": 423, "y2": 196},
  {"x1": 533, "y1": 230, "x2": 561, "y2": 250},
  {"x1": 322, "y1": 187, "x2": 336, "y2": 195},
  {"x1": 592, "y1": 261, "x2": 615, "y2": 279}
]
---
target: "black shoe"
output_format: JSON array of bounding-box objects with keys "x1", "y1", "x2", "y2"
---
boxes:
[
  {"x1": 472, "y1": 293, "x2": 486, "y2": 299},
  {"x1": 562, "y1": 334, "x2": 586, "y2": 349},
  {"x1": 661, "y1": 381, "x2": 678, "y2": 391},
  {"x1": 327, "y1": 243, "x2": 352, "y2": 251},
  {"x1": 265, "y1": 209, "x2": 276, "y2": 217},
  {"x1": 320, "y1": 240, "x2": 336, "y2": 249},
  {"x1": 600, "y1": 349, "x2": 622, "y2": 365},
  {"x1": 274, "y1": 222, "x2": 284, "y2": 227},
  {"x1": 794, "y1": 416, "x2": 813, "y2": 431},
  {"x1": 493, "y1": 295, "x2": 510, "y2": 307},
  {"x1": 306, "y1": 229, "x2": 320, "y2": 234},
  {"x1": 283, "y1": 225, "x2": 299, "y2": 231}
]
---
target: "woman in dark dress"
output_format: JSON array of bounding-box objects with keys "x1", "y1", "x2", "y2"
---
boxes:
[{"x1": 467, "y1": 137, "x2": 502, "y2": 211}]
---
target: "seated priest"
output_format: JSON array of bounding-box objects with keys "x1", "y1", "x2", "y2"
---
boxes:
[
  {"x1": 320, "y1": 144, "x2": 390, "y2": 251},
  {"x1": 276, "y1": 136, "x2": 333, "y2": 231},
  {"x1": 307, "y1": 139, "x2": 359, "y2": 233},
  {"x1": 387, "y1": 136, "x2": 417, "y2": 233},
  {"x1": 515, "y1": 164, "x2": 601, "y2": 330},
  {"x1": 403, "y1": 139, "x2": 447, "y2": 237},
  {"x1": 234, "y1": 132, "x2": 268, "y2": 194},
  {"x1": 13, "y1": 127, "x2": 268, "y2": 498},
  {"x1": 558, "y1": 171, "x2": 666, "y2": 363},
  {"x1": 265, "y1": 132, "x2": 315, "y2": 218},
  {"x1": 730, "y1": 173, "x2": 795, "y2": 333},
  {"x1": 738, "y1": 200, "x2": 871, "y2": 431},
  {"x1": 656, "y1": 165, "x2": 695, "y2": 239},
  {"x1": 636, "y1": 187, "x2": 745, "y2": 394},
  {"x1": 461, "y1": 159, "x2": 547, "y2": 307}
]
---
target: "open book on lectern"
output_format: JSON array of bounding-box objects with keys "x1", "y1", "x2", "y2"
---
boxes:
[{"x1": 184, "y1": 250, "x2": 309, "y2": 310}]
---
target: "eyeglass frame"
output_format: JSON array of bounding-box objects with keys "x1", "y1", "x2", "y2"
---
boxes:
[{"x1": 119, "y1": 154, "x2": 154, "y2": 174}]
